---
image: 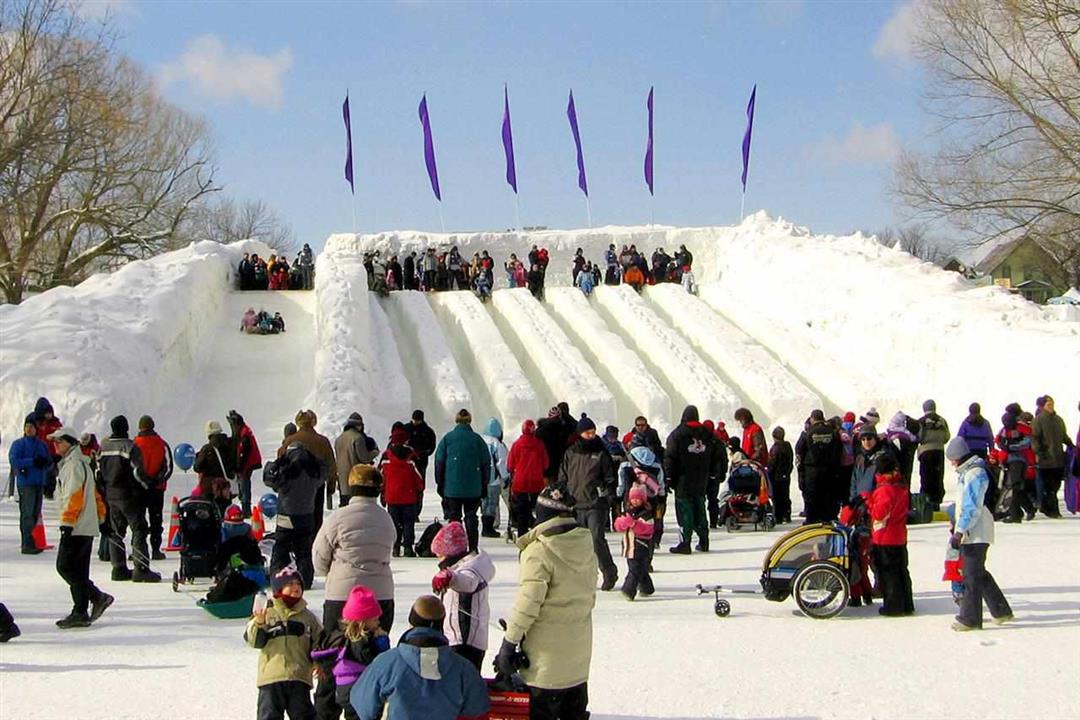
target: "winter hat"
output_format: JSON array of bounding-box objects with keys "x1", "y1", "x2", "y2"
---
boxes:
[
  {"x1": 295, "y1": 410, "x2": 316, "y2": 429},
  {"x1": 968, "y1": 403, "x2": 981, "y2": 416},
  {"x1": 521, "y1": 419, "x2": 536, "y2": 435},
  {"x1": 703, "y1": 419, "x2": 715, "y2": 432},
  {"x1": 627, "y1": 486, "x2": 648, "y2": 505},
  {"x1": 390, "y1": 427, "x2": 410, "y2": 446},
  {"x1": 859, "y1": 424, "x2": 879, "y2": 439},
  {"x1": 876, "y1": 454, "x2": 899, "y2": 476},
  {"x1": 945, "y1": 436, "x2": 970, "y2": 462},
  {"x1": 604, "y1": 425, "x2": 619, "y2": 440},
  {"x1": 23, "y1": 413, "x2": 37, "y2": 429},
  {"x1": 772, "y1": 426, "x2": 785, "y2": 441},
  {"x1": 681, "y1": 405, "x2": 700, "y2": 424},
  {"x1": 809, "y1": 409, "x2": 825, "y2": 422},
  {"x1": 536, "y1": 482, "x2": 576, "y2": 514},
  {"x1": 412, "y1": 409, "x2": 425, "y2": 422},
  {"x1": 223, "y1": 505, "x2": 244, "y2": 524},
  {"x1": 138, "y1": 415, "x2": 155, "y2": 431},
  {"x1": 864, "y1": 408, "x2": 880, "y2": 424},
  {"x1": 408, "y1": 595, "x2": 446, "y2": 630},
  {"x1": 342, "y1": 585, "x2": 382, "y2": 623},
  {"x1": 1001, "y1": 413, "x2": 1018, "y2": 430},
  {"x1": 47, "y1": 427, "x2": 79, "y2": 445},
  {"x1": 271, "y1": 566, "x2": 302, "y2": 594},
  {"x1": 547, "y1": 406, "x2": 561, "y2": 419},
  {"x1": 348, "y1": 464, "x2": 382, "y2": 491},
  {"x1": 431, "y1": 521, "x2": 469, "y2": 558},
  {"x1": 205, "y1": 420, "x2": 224, "y2": 437},
  {"x1": 843, "y1": 411, "x2": 856, "y2": 423},
  {"x1": 727, "y1": 437, "x2": 742, "y2": 454},
  {"x1": 557, "y1": 402, "x2": 570, "y2": 417},
  {"x1": 923, "y1": 399, "x2": 937, "y2": 413},
  {"x1": 455, "y1": 408, "x2": 472, "y2": 425},
  {"x1": 283, "y1": 422, "x2": 297, "y2": 438},
  {"x1": 1004, "y1": 402, "x2": 1023, "y2": 416},
  {"x1": 110, "y1": 415, "x2": 130, "y2": 436},
  {"x1": 629, "y1": 446, "x2": 656, "y2": 467},
  {"x1": 577, "y1": 414, "x2": 596, "y2": 434}
]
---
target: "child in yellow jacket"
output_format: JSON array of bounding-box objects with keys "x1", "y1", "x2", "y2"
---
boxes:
[{"x1": 245, "y1": 566, "x2": 323, "y2": 719}]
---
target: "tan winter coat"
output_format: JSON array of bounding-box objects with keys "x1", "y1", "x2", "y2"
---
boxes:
[
  {"x1": 312, "y1": 496, "x2": 396, "y2": 602},
  {"x1": 244, "y1": 597, "x2": 322, "y2": 687},
  {"x1": 504, "y1": 515, "x2": 597, "y2": 690},
  {"x1": 279, "y1": 427, "x2": 338, "y2": 497}
]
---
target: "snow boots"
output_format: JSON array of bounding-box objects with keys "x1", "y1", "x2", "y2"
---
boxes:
[
  {"x1": 56, "y1": 612, "x2": 92, "y2": 629},
  {"x1": 669, "y1": 542, "x2": 691, "y2": 555},
  {"x1": 481, "y1": 516, "x2": 501, "y2": 539}
]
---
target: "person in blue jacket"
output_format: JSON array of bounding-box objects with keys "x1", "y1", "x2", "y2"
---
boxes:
[
  {"x1": 8, "y1": 414, "x2": 52, "y2": 554},
  {"x1": 350, "y1": 595, "x2": 489, "y2": 720}
]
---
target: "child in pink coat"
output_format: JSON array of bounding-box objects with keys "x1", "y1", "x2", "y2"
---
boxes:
[{"x1": 614, "y1": 486, "x2": 655, "y2": 600}]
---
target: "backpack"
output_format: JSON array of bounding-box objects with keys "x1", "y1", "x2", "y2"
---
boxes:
[
  {"x1": 263, "y1": 445, "x2": 318, "y2": 492},
  {"x1": 982, "y1": 464, "x2": 999, "y2": 513},
  {"x1": 413, "y1": 519, "x2": 443, "y2": 558}
]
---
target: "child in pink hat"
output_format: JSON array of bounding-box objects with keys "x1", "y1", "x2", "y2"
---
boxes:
[
  {"x1": 429, "y1": 521, "x2": 496, "y2": 671},
  {"x1": 614, "y1": 485, "x2": 656, "y2": 601},
  {"x1": 311, "y1": 585, "x2": 390, "y2": 719}
]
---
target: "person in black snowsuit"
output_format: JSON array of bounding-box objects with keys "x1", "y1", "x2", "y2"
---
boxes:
[
  {"x1": 795, "y1": 410, "x2": 842, "y2": 524},
  {"x1": 664, "y1": 405, "x2": 724, "y2": 554},
  {"x1": 535, "y1": 403, "x2": 576, "y2": 476},
  {"x1": 559, "y1": 416, "x2": 618, "y2": 590},
  {"x1": 402, "y1": 252, "x2": 417, "y2": 291},
  {"x1": 238, "y1": 253, "x2": 254, "y2": 290},
  {"x1": 768, "y1": 427, "x2": 794, "y2": 524},
  {"x1": 571, "y1": 249, "x2": 586, "y2": 285},
  {"x1": 526, "y1": 264, "x2": 544, "y2": 301},
  {"x1": 405, "y1": 410, "x2": 437, "y2": 517},
  {"x1": 99, "y1": 415, "x2": 158, "y2": 582}
]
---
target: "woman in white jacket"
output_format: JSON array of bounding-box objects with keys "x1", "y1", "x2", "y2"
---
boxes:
[
  {"x1": 947, "y1": 437, "x2": 1013, "y2": 631},
  {"x1": 429, "y1": 521, "x2": 496, "y2": 670},
  {"x1": 50, "y1": 428, "x2": 112, "y2": 628}
]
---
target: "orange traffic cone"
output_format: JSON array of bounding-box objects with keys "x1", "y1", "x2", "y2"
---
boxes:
[
  {"x1": 32, "y1": 512, "x2": 53, "y2": 550},
  {"x1": 165, "y1": 496, "x2": 182, "y2": 551},
  {"x1": 250, "y1": 505, "x2": 265, "y2": 542}
]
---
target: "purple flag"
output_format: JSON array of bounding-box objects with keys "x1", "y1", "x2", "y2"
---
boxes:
[
  {"x1": 741, "y1": 84, "x2": 756, "y2": 192},
  {"x1": 502, "y1": 85, "x2": 517, "y2": 194},
  {"x1": 567, "y1": 90, "x2": 588, "y2": 197},
  {"x1": 418, "y1": 94, "x2": 441, "y2": 201},
  {"x1": 343, "y1": 94, "x2": 354, "y2": 194},
  {"x1": 644, "y1": 87, "x2": 654, "y2": 196}
]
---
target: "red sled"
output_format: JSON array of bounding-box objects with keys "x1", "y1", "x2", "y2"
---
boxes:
[{"x1": 477, "y1": 680, "x2": 529, "y2": 720}]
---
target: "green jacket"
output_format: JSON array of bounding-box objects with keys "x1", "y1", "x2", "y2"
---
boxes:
[
  {"x1": 245, "y1": 597, "x2": 323, "y2": 687},
  {"x1": 505, "y1": 516, "x2": 597, "y2": 690},
  {"x1": 1032, "y1": 411, "x2": 1073, "y2": 469},
  {"x1": 918, "y1": 413, "x2": 951, "y2": 455},
  {"x1": 434, "y1": 424, "x2": 491, "y2": 499}
]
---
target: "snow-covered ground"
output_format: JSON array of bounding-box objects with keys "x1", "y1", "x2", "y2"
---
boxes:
[{"x1": 2, "y1": 215, "x2": 1079, "y2": 719}]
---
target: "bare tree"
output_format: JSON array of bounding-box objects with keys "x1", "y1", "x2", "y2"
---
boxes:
[
  {"x1": 875, "y1": 225, "x2": 948, "y2": 264},
  {"x1": 0, "y1": 0, "x2": 217, "y2": 303},
  {"x1": 894, "y1": 0, "x2": 1080, "y2": 259},
  {"x1": 181, "y1": 197, "x2": 297, "y2": 255}
]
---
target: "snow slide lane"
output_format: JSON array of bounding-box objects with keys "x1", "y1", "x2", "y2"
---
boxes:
[
  {"x1": 593, "y1": 285, "x2": 740, "y2": 423},
  {"x1": 382, "y1": 291, "x2": 472, "y2": 430},
  {"x1": 489, "y1": 288, "x2": 616, "y2": 428},
  {"x1": 428, "y1": 291, "x2": 538, "y2": 439},
  {"x1": 645, "y1": 284, "x2": 821, "y2": 426},
  {"x1": 545, "y1": 287, "x2": 672, "y2": 434}
]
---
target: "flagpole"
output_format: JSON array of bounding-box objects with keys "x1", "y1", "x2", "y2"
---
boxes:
[
  {"x1": 740, "y1": 191, "x2": 746, "y2": 223},
  {"x1": 514, "y1": 194, "x2": 522, "y2": 232},
  {"x1": 437, "y1": 201, "x2": 446, "y2": 234},
  {"x1": 585, "y1": 196, "x2": 593, "y2": 229},
  {"x1": 351, "y1": 198, "x2": 358, "y2": 237},
  {"x1": 650, "y1": 195, "x2": 655, "y2": 228}
]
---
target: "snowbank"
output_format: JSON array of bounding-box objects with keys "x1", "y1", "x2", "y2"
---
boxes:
[
  {"x1": 428, "y1": 291, "x2": 537, "y2": 439},
  {"x1": 593, "y1": 284, "x2": 740, "y2": 423},
  {"x1": 382, "y1": 291, "x2": 472, "y2": 429},
  {"x1": 0, "y1": 240, "x2": 268, "y2": 440},
  {"x1": 490, "y1": 288, "x2": 616, "y2": 428},
  {"x1": 545, "y1": 287, "x2": 672, "y2": 434},
  {"x1": 312, "y1": 250, "x2": 410, "y2": 436},
  {"x1": 646, "y1": 283, "x2": 821, "y2": 427}
]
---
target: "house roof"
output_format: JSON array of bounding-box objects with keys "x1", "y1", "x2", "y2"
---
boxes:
[{"x1": 975, "y1": 236, "x2": 1027, "y2": 272}]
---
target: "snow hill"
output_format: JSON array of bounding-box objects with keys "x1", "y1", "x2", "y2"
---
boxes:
[{"x1": 3, "y1": 213, "x2": 1077, "y2": 460}]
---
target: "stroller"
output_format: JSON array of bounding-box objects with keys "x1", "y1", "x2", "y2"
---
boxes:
[
  {"x1": 171, "y1": 497, "x2": 222, "y2": 591},
  {"x1": 718, "y1": 460, "x2": 775, "y2": 532}
]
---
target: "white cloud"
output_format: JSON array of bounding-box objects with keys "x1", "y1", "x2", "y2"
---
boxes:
[
  {"x1": 873, "y1": 0, "x2": 922, "y2": 63},
  {"x1": 74, "y1": 0, "x2": 137, "y2": 20},
  {"x1": 804, "y1": 122, "x2": 901, "y2": 167},
  {"x1": 158, "y1": 35, "x2": 293, "y2": 110}
]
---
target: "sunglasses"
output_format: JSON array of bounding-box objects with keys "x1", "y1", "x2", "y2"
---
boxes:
[{"x1": 635, "y1": 422, "x2": 647, "y2": 428}]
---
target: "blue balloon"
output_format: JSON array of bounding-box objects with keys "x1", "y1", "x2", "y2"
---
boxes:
[
  {"x1": 173, "y1": 443, "x2": 196, "y2": 472},
  {"x1": 258, "y1": 493, "x2": 278, "y2": 519}
]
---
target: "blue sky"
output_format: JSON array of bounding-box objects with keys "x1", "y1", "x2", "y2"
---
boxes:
[{"x1": 88, "y1": 0, "x2": 926, "y2": 248}]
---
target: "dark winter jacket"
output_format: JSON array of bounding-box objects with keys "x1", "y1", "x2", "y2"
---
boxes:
[
  {"x1": 405, "y1": 421, "x2": 437, "y2": 460},
  {"x1": 434, "y1": 424, "x2": 491, "y2": 499},
  {"x1": 795, "y1": 421, "x2": 841, "y2": 470},
  {"x1": 535, "y1": 414, "x2": 576, "y2": 473},
  {"x1": 267, "y1": 442, "x2": 323, "y2": 517},
  {"x1": 8, "y1": 435, "x2": 51, "y2": 489},
  {"x1": 850, "y1": 441, "x2": 899, "y2": 498},
  {"x1": 1032, "y1": 411, "x2": 1074, "y2": 469},
  {"x1": 559, "y1": 436, "x2": 616, "y2": 510},
  {"x1": 917, "y1": 413, "x2": 951, "y2": 455},
  {"x1": 664, "y1": 411, "x2": 724, "y2": 498},
  {"x1": 621, "y1": 426, "x2": 665, "y2": 466},
  {"x1": 194, "y1": 434, "x2": 237, "y2": 480},
  {"x1": 958, "y1": 415, "x2": 995, "y2": 456},
  {"x1": 99, "y1": 434, "x2": 145, "y2": 499},
  {"x1": 768, "y1": 440, "x2": 794, "y2": 481},
  {"x1": 280, "y1": 427, "x2": 338, "y2": 495}
]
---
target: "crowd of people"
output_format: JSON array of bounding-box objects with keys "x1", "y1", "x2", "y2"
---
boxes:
[
  {"x1": 238, "y1": 244, "x2": 317, "y2": 291},
  {"x1": 3, "y1": 392, "x2": 1077, "y2": 717},
  {"x1": 361, "y1": 242, "x2": 698, "y2": 302}
]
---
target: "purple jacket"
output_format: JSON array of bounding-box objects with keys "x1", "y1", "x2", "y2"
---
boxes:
[
  {"x1": 311, "y1": 633, "x2": 391, "y2": 692},
  {"x1": 958, "y1": 417, "x2": 995, "y2": 455}
]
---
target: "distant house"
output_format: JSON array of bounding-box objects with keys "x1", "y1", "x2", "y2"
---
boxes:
[
  {"x1": 976, "y1": 237, "x2": 1068, "y2": 304},
  {"x1": 942, "y1": 256, "x2": 977, "y2": 279}
]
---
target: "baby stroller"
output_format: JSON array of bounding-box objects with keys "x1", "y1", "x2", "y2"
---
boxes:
[
  {"x1": 171, "y1": 497, "x2": 223, "y2": 591},
  {"x1": 717, "y1": 461, "x2": 775, "y2": 532}
]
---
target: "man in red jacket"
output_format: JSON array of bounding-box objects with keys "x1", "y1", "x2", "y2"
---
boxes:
[
  {"x1": 734, "y1": 408, "x2": 769, "y2": 466},
  {"x1": 506, "y1": 419, "x2": 549, "y2": 536},
  {"x1": 228, "y1": 410, "x2": 263, "y2": 518},
  {"x1": 868, "y1": 455, "x2": 914, "y2": 617},
  {"x1": 133, "y1": 415, "x2": 173, "y2": 560}
]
